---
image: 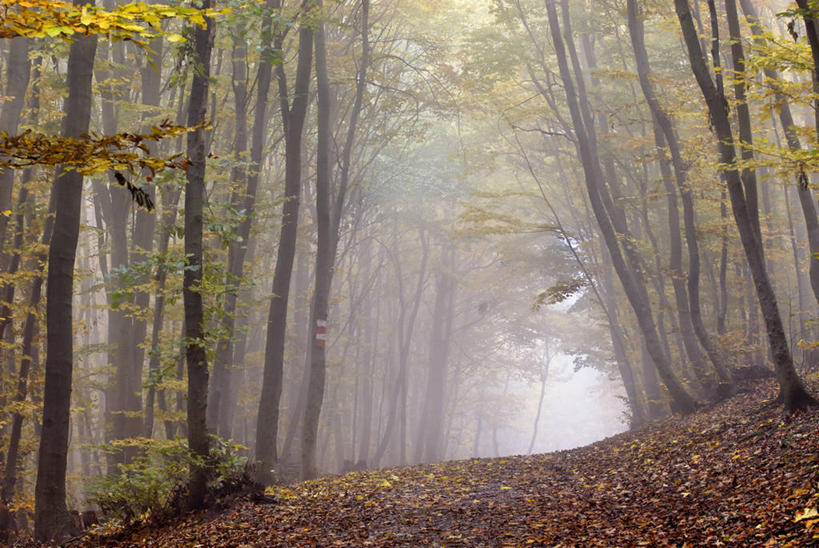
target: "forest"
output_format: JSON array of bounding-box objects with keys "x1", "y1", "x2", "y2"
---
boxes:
[{"x1": 0, "y1": 0, "x2": 817, "y2": 544}]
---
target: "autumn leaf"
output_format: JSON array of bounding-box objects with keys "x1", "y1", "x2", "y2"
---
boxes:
[{"x1": 795, "y1": 508, "x2": 819, "y2": 523}]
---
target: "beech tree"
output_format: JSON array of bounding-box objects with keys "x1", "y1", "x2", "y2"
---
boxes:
[
  {"x1": 674, "y1": 0, "x2": 816, "y2": 414},
  {"x1": 34, "y1": 7, "x2": 98, "y2": 539},
  {"x1": 255, "y1": 0, "x2": 314, "y2": 485}
]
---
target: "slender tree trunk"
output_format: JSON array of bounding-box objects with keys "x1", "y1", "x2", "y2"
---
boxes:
[
  {"x1": 255, "y1": 0, "x2": 314, "y2": 484},
  {"x1": 127, "y1": 10, "x2": 163, "y2": 443},
  {"x1": 527, "y1": 345, "x2": 551, "y2": 455},
  {"x1": 207, "y1": 38, "x2": 248, "y2": 435},
  {"x1": 0, "y1": 37, "x2": 31, "y2": 354},
  {"x1": 34, "y1": 20, "x2": 98, "y2": 541},
  {"x1": 184, "y1": 0, "x2": 215, "y2": 509},
  {"x1": 416, "y1": 245, "x2": 455, "y2": 463},
  {"x1": 795, "y1": 0, "x2": 819, "y2": 149},
  {"x1": 356, "y1": 234, "x2": 376, "y2": 467},
  {"x1": 302, "y1": 0, "x2": 370, "y2": 480},
  {"x1": 94, "y1": 35, "x2": 138, "y2": 469},
  {"x1": 0, "y1": 38, "x2": 30, "y2": 261},
  {"x1": 724, "y1": 0, "x2": 761, "y2": 242},
  {"x1": 144, "y1": 186, "x2": 182, "y2": 438},
  {"x1": 302, "y1": 0, "x2": 333, "y2": 480},
  {"x1": 706, "y1": 0, "x2": 731, "y2": 337},
  {"x1": 600, "y1": 260, "x2": 645, "y2": 427},
  {"x1": 280, "y1": 245, "x2": 311, "y2": 462},
  {"x1": 0, "y1": 186, "x2": 53, "y2": 539},
  {"x1": 373, "y1": 228, "x2": 428, "y2": 466}
]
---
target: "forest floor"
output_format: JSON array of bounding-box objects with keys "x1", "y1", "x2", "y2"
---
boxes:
[{"x1": 77, "y1": 377, "x2": 818, "y2": 547}]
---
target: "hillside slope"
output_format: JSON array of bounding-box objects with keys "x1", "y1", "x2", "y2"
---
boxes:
[{"x1": 82, "y1": 379, "x2": 818, "y2": 546}]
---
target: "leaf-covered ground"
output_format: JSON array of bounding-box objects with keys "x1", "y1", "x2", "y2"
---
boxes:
[{"x1": 82, "y1": 379, "x2": 818, "y2": 546}]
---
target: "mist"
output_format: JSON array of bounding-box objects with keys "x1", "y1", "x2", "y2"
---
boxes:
[{"x1": 1, "y1": 0, "x2": 818, "y2": 541}]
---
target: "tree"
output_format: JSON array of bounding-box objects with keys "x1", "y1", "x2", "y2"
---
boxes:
[
  {"x1": 543, "y1": 0, "x2": 698, "y2": 414},
  {"x1": 302, "y1": 0, "x2": 371, "y2": 480},
  {"x1": 34, "y1": 7, "x2": 98, "y2": 539},
  {"x1": 626, "y1": 0, "x2": 734, "y2": 397},
  {"x1": 674, "y1": 0, "x2": 816, "y2": 414},
  {"x1": 183, "y1": 0, "x2": 215, "y2": 510},
  {"x1": 255, "y1": 0, "x2": 314, "y2": 485}
]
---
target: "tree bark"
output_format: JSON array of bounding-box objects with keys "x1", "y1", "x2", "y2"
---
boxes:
[
  {"x1": 0, "y1": 37, "x2": 31, "y2": 350},
  {"x1": 724, "y1": 0, "x2": 762, "y2": 242},
  {"x1": 255, "y1": 0, "x2": 314, "y2": 484},
  {"x1": 302, "y1": 0, "x2": 332, "y2": 480},
  {"x1": 0, "y1": 37, "x2": 30, "y2": 261},
  {"x1": 184, "y1": 0, "x2": 215, "y2": 509},
  {"x1": 34, "y1": 21, "x2": 98, "y2": 541},
  {"x1": 302, "y1": 0, "x2": 370, "y2": 480}
]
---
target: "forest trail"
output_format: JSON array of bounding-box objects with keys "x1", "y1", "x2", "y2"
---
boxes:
[{"x1": 75, "y1": 378, "x2": 818, "y2": 547}]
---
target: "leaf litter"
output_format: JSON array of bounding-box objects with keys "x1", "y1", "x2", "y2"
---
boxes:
[{"x1": 77, "y1": 378, "x2": 818, "y2": 547}]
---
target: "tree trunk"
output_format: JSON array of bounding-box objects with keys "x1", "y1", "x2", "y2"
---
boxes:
[
  {"x1": 302, "y1": 0, "x2": 370, "y2": 480},
  {"x1": 127, "y1": 10, "x2": 162, "y2": 444},
  {"x1": 724, "y1": 0, "x2": 761, "y2": 243},
  {"x1": 94, "y1": 35, "x2": 139, "y2": 470},
  {"x1": 0, "y1": 37, "x2": 31, "y2": 349},
  {"x1": 1, "y1": 185, "x2": 54, "y2": 539},
  {"x1": 355, "y1": 233, "x2": 376, "y2": 467},
  {"x1": 34, "y1": 22, "x2": 98, "y2": 542},
  {"x1": 416, "y1": 245, "x2": 455, "y2": 463},
  {"x1": 0, "y1": 37, "x2": 30, "y2": 261},
  {"x1": 795, "y1": 0, "x2": 819, "y2": 149},
  {"x1": 144, "y1": 186, "x2": 182, "y2": 438},
  {"x1": 302, "y1": 0, "x2": 332, "y2": 480},
  {"x1": 184, "y1": 0, "x2": 215, "y2": 509},
  {"x1": 255, "y1": 0, "x2": 314, "y2": 484},
  {"x1": 373, "y1": 227, "x2": 428, "y2": 466},
  {"x1": 527, "y1": 344, "x2": 551, "y2": 455}
]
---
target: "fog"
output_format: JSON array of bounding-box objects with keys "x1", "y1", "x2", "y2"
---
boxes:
[{"x1": 5, "y1": 0, "x2": 819, "y2": 538}]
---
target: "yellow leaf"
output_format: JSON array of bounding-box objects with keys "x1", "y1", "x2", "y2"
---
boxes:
[
  {"x1": 378, "y1": 480, "x2": 392, "y2": 488},
  {"x1": 80, "y1": 7, "x2": 92, "y2": 26},
  {"x1": 795, "y1": 507, "x2": 819, "y2": 522}
]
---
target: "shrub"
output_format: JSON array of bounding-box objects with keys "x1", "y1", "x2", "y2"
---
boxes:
[{"x1": 88, "y1": 436, "x2": 246, "y2": 524}]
